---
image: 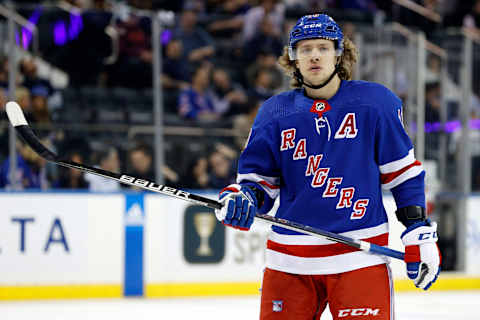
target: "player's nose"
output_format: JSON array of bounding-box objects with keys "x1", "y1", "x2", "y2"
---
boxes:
[{"x1": 310, "y1": 48, "x2": 323, "y2": 60}]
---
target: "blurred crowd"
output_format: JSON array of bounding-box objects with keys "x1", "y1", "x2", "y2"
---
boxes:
[{"x1": 1, "y1": 0, "x2": 480, "y2": 191}]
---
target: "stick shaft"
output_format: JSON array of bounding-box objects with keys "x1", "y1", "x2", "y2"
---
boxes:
[{"x1": 9, "y1": 109, "x2": 405, "y2": 261}]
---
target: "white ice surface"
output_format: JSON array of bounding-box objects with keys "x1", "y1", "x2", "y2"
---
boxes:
[{"x1": 1, "y1": 291, "x2": 479, "y2": 320}]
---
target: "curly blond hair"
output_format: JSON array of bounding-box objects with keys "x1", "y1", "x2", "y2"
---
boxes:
[{"x1": 278, "y1": 37, "x2": 358, "y2": 88}]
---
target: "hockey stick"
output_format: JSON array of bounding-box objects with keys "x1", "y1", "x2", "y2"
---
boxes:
[{"x1": 6, "y1": 101, "x2": 405, "y2": 260}]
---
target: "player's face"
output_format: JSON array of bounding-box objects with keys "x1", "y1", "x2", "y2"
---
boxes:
[{"x1": 295, "y1": 39, "x2": 337, "y2": 85}]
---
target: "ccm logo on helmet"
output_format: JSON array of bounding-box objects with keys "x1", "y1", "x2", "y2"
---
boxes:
[
  {"x1": 304, "y1": 23, "x2": 322, "y2": 28},
  {"x1": 338, "y1": 308, "x2": 380, "y2": 317}
]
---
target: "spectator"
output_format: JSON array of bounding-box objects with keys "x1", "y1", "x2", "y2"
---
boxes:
[
  {"x1": 30, "y1": 85, "x2": 51, "y2": 124},
  {"x1": 55, "y1": 152, "x2": 89, "y2": 189},
  {"x1": 207, "y1": 143, "x2": 237, "y2": 189},
  {"x1": 206, "y1": 0, "x2": 250, "y2": 38},
  {"x1": 242, "y1": 0, "x2": 285, "y2": 44},
  {"x1": 463, "y1": 0, "x2": 480, "y2": 33},
  {"x1": 127, "y1": 142, "x2": 179, "y2": 189},
  {"x1": 247, "y1": 68, "x2": 275, "y2": 102},
  {"x1": 183, "y1": 155, "x2": 210, "y2": 189},
  {"x1": 85, "y1": 146, "x2": 121, "y2": 192},
  {"x1": 211, "y1": 67, "x2": 248, "y2": 116},
  {"x1": 64, "y1": 0, "x2": 113, "y2": 86},
  {"x1": 0, "y1": 141, "x2": 41, "y2": 190},
  {"x1": 21, "y1": 140, "x2": 51, "y2": 190},
  {"x1": 109, "y1": 13, "x2": 152, "y2": 88},
  {"x1": 162, "y1": 38, "x2": 190, "y2": 113},
  {"x1": 19, "y1": 58, "x2": 54, "y2": 97},
  {"x1": 128, "y1": 143, "x2": 155, "y2": 180},
  {"x1": 178, "y1": 63, "x2": 218, "y2": 120},
  {"x1": 424, "y1": 53, "x2": 480, "y2": 120},
  {"x1": 162, "y1": 39, "x2": 190, "y2": 90},
  {"x1": 172, "y1": 6, "x2": 215, "y2": 68},
  {"x1": 127, "y1": 143, "x2": 154, "y2": 191},
  {"x1": 243, "y1": 16, "x2": 284, "y2": 63},
  {"x1": 245, "y1": 50, "x2": 283, "y2": 91}
]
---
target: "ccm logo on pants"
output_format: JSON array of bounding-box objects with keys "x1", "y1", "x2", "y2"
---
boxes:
[{"x1": 338, "y1": 308, "x2": 380, "y2": 317}]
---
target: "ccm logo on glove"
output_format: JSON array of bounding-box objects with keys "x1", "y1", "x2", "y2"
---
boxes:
[{"x1": 418, "y1": 232, "x2": 437, "y2": 241}]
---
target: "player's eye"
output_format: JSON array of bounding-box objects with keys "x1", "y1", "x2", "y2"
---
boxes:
[{"x1": 299, "y1": 47, "x2": 312, "y2": 55}]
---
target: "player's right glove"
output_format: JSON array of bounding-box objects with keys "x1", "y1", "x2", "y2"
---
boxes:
[
  {"x1": 215, "y1": 184, "x2": 257, "y2": 231},
  {"x1": 401, "y1": 220, "x2": 441, "y2": 290}
]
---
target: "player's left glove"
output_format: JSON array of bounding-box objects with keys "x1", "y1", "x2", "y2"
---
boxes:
[
  {"x1": 215, "y1": 184, "x2": 257, "y2": 231},
  {"x1": 401, "y1": 220, "x2": 441, "y2": 290}
]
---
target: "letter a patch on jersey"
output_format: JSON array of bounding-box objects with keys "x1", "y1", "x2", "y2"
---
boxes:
[{"x1": 335, "y1": 113, "x2": 358, "y2": 139}]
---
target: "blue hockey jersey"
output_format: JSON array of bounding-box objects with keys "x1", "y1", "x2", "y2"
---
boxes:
[{"x1": 237, "y1": 80, "x2": 425, "y2": 274}]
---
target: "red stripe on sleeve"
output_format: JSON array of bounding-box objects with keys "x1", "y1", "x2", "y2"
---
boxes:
[
  {"x1": 381, "y1": 160, "x2": 422, "y2": 184},
  {"x1": 259, "y1": 180, "x2": 280, "y2": 190}
]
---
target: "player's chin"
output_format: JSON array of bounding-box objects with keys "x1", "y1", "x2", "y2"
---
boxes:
[{"x1": 305, "y1": 75, "x2": 328, "y2": 86}]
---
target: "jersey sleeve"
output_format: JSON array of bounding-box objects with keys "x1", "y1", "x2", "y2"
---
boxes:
[
  {"x1": 237, "y1": 102, "x2": 281, "y2": 212},
  {"x1": 375, "y1": 88, "x2": 424, "y2": 191}
]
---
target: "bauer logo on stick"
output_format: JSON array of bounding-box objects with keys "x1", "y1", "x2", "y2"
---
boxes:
[{"x1": 119, "y1": 175, "x2": 191, "y2": 199}]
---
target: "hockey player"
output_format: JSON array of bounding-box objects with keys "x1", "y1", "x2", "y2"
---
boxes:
[{"x1": 215, "y1": 13, "x2": 441, "y2": 319}]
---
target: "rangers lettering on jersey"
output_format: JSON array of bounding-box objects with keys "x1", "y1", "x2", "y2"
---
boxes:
[{"x1": 278, "y1": 119, "x2": 371, "y2": 219}]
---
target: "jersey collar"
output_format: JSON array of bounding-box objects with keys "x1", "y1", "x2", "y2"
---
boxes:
[{"x1": 296, "y1": 80, "x2": 347, "y2": 111}]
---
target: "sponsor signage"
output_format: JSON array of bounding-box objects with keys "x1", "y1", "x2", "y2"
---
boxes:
[{"x1": 183, "y1": 205, "x2": 225, "y2": 263}]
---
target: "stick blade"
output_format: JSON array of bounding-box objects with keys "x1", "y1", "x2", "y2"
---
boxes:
[{"x1": 6, "y1": 101, "x2": 28, "y2": 127}]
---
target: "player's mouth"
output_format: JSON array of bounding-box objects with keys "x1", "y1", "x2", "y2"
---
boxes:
[{"x1": 309, "y1": 66, "x2": 322, "y2": 72}]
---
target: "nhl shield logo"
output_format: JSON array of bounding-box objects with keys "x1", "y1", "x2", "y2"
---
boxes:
[
  {"x1": 309, "y1": 99, "x2": 331, "y2": 117},
  {"x1": 315, "y1": 102, "x2": 325, "y2": 112},
  {"x1": 272, "y1": 300, "x2": 283, "y2": 312}
]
